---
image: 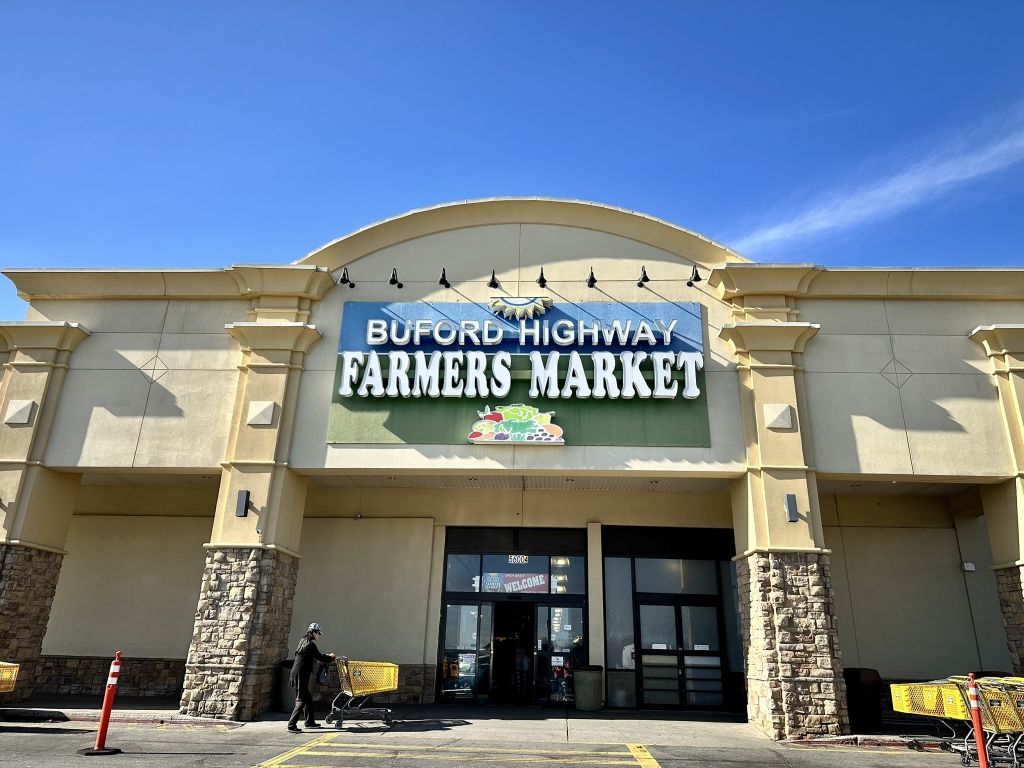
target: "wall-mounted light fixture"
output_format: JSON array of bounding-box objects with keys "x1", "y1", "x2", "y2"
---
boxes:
[
  {"x1": 536, "y1": 268, "x2": 547, "y2": 289},
  {"x1": 338, "y1": 267, "x2": 355, "y2": 288},
  {"x1": 687, "y1": 266, "x2": 703, "y2": 287},
  {"x1": 487, "y1": 270, "x2": 500, "y2": 289},
  {"x1": 637, "y1": 266, "x2": 650, "y2": 288},
  {"x1": 586, "y1": 267, "x2": 597, "y2": 288},
  {"x1": 389, "y1": 268, "x2": 403, "y2": 289},
  {"x1": 784, "y1": 493, "x2": 799, "y2": 523},
  {"x1": 236, "y1": 489, "x2": 253, "y2": 518},
  {"x1": 438, "y1": 268, "x2": 451, "y2": 289}
]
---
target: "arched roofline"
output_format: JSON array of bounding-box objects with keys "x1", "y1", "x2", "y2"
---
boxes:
[{"x1": 295, "y1": 198, "x2": 750, "y2": 272}]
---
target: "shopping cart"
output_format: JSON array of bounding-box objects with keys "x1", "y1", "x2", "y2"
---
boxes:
[
  {"x1": 0, "y1": 662, "x2": 18, "y2": 694},
  {"x1": 892, "y1": 677, "x2": 1024, "y2": 766},
  {"x1": 324, "y1": 657, "x2": 399, "y2": 729}
]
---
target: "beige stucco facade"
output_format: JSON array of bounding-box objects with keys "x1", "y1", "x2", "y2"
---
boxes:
[{"x1": 1, "y1": 198, "x2": 1022, "y2": 739}]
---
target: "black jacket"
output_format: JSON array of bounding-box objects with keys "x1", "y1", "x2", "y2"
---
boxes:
[{"x1": 290, "y1": 636, "x2": 332, "y2": 687}]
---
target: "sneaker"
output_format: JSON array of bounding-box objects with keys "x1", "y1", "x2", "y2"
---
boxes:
[
  {"x1": 304, "y1": 722, "x2": 322, "y2": 728},
  {"x1": 287, "y1": 726, "x2": 302, "y2": 734}
]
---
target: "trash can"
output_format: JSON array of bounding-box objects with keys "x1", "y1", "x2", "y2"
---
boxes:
[
  {"x1": 279, "y1": 660, "x2": 295, "y2": 713},
  {"x1": 574, "y1": 665, "x2": 603, "y2": 712},
  {"x1": 844, "y1": 667, "x2": 881, "y2": 733}
]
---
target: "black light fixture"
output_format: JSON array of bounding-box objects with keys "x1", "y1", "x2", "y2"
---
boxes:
[
  {"x1": 438, "y1": 268, "x2": 451, "y2": 289},
  {"x1": 536, "y1": 267, "x2": 547, "y2": 289},
  {"x1": 235, "y1": 489, "x2": 251, "y2": 518},
  {"x1": 487, "y1": 270, "x2": 500, "y2": 289},
  {"x1": 586, "y1": 267, "x2": 597, "y2": 288},
  {"x1": 389, "y1": 267, "x2": 403, "y2": 289},
  {"x1": 338, "y1": 267, "x2": 355, "y2": 288},
  {"x1": 637, "y1": 266, "x2": 650, "y2": 288},
  {"x1": 687, "y1": 265, "x2": 702, "y2": 287}
]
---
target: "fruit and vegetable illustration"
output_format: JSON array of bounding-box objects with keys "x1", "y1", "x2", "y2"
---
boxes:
[{"x1": 467, "y1": 404, "x2": 564, "y2": 444}]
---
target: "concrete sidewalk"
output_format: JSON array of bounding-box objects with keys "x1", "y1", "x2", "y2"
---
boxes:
[{"x1": 0, "y1": 696, "x2": 934, "y2": 751}]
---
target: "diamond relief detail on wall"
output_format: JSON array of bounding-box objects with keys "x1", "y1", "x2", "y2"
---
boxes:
[
  {"x1": 879, "y1": 358, "x2": 913, "y2": 389},
  {"x1": 138, "y1": 355, "x2": 169, "y2": 384}
]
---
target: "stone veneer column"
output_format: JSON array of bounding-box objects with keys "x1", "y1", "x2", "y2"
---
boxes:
[
  {"x1": 714, "y1": 268, "x2": 848, "y2": 739},
  {"x1": 994, "y1": 566, "x2": 1024, "y2": 674},
  {"x1": 0, "y1": 544, "x2": 63, "y2": 702},
  {"x1": 180, "y1": 547, "x2": 298, "y2": 719},
  {"x1": 0, "y1": 322, "x2": 89, "y2": 702},
  {"x1": 736, "y1": 551, "x2": 846, "y2": 740}
]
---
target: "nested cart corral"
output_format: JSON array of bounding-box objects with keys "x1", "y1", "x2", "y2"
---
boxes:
[
  {"x1": 325, "y1": 657, "x2": 400, "y2": 729},
  {"x1": 892, "y1": 677, "x2": 1024, "y2": 766}
]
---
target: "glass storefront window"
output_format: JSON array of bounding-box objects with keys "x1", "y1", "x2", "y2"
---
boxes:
[
  {"x1": 446, "y1": 554, "x2": 481, "y2": 592},
  {"x1": 481, "y1": 554, "x2": 549, "y2": 594},
  {"x1": 635, "y1": 558, "x2": 718, "y2": 595},
  {"x1": 445, "y1": 604, "x2": 479, "y2": 650},
  {"x1": 440, "y1": 650, "x2": 476, "y2": 700},
  {"x1": 604, "y1": 557, "x2": 635, "y2": 670},
  {"x1": 639, "y1": 604, "x2": 676, "y2": 650},
  {"x1": 550, "y1": 555, "x2": 585, "y2": 594},
  {"x1": 680, "y1": 606, "x2": 719, "y2": 652},
  {"x1": 550, "y1": 606, "x2": 583, "y2": 653}
]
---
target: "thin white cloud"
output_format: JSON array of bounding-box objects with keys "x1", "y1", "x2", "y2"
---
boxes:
[{"x1": 733, "y1": 115, "x2": 1024, "y2": 255}]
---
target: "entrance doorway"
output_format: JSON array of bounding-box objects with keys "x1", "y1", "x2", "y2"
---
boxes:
[
  {"x1": 438, "y1": 526, "x2": 589, "y2": 705},
  {"x1": 489, "y1": 602, "x2": 535, "y2": 704}
]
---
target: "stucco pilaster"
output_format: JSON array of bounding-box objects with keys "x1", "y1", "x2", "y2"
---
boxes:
[
  {"x1": 0, "y1": 322, "x2": 88, "y2": 701},
  {"x1": 720, "y1": 319, "x2": 847, "y2": 738},
  {"x1": 971, "y1": 326, "x2": 1024, "y2": 671},
  {"x1": 183, "y1": 316, "x2": 325, "y2": 720}
]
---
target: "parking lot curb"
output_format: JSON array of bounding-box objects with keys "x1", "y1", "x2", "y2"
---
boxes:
[
  {"x1": 0, "y1": 707, "x2": 243, "y2": 728},
  {"x1": 787, "y1": 734, "x2": 942, "y2": 749}
]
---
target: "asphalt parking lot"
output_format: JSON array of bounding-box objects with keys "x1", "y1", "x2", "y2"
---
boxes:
[{"x1": 1, "y1": 704, "x2": 959, "y2": 768}]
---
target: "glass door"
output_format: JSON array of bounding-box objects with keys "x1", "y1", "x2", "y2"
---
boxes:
[
  {"x1": 536, "y1": 604, "x2": 585, "y2": 702},
  {"x1": 440, "y1": 602, "x2": 493, "y2": 702},
  {"x1": 637, "y1": 602, "x2": 724, "y2": 708},
  {"x1": 638, "y1": 603, "x2": 680, "y2": 705}
]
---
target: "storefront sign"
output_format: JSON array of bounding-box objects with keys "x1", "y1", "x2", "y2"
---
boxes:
[
  {"x1": 329, "y1": 299, "x2": 710, "y2": 448},
  {"x1": 337, "y1": 300, "x2": 704, "y2": 401}
]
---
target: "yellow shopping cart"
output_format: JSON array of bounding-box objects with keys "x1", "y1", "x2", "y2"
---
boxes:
[
  {"x1": 0, "y1": 662, "x2": 19, "y2": 694},
  {"x1": 324, "y1": 657, "x2": 400, "y2": 729}
]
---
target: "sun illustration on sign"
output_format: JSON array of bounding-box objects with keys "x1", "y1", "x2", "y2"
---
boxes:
[
  {"x1": 468, "y1": 404, "x2": 564, "y2": 445},
  {"x1": 488, "y1": 296, "x2": 553, "y2": 320}
]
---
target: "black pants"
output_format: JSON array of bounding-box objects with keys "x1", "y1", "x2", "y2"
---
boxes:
[{"x1": 288, "y1": 675, "x2": 316, "y2": 727}]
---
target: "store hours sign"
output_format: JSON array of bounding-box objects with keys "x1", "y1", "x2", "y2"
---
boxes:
[{"x1": 329, "y1": 298, "x2": 710, "y2": 448}]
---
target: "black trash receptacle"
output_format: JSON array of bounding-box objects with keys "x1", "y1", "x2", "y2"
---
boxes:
[
  {"x1": 843, "y1": 667, "x2": 881, "y2": 733},
  {"x1": 278, "y1": 660, "x2": 295, "y2": 713}
]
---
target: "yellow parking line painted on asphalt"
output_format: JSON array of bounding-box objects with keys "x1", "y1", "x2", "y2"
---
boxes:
[
  {"x1": 253, "y1": 731, "x2": 337, "y2": 768},
  {"x1": 626, "y1": 744, "x2": 662, "y2": 768},
  {"x1": 305, "y1": 750, "x2": 638, "y2": 764},
  {"x1": 316, "y1": 740, "x2": 633, "y2": 757}
]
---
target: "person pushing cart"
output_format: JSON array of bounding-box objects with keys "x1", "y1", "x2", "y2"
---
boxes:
[{"x1": 287, "y1": 622, "x2": 336, "y2": 733}]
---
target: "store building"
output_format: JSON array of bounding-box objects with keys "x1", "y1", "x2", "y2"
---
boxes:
[{"x1": 1, "y1": 198, "x2": 1023, "y2": 740}]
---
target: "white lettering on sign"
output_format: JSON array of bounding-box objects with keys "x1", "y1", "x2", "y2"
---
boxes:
[
  {"x1": 341, "y1": 314, "x2": 704, "y2": 401},
  {"x1": 340, "y1": 348, "x2": 704, "y2": 400},
  {"x1": 508, "y1": 555, "x2": 529, "y2": 564},
  {"x1": 504, "y1": 574, "x2": 546, "y2": 592}
]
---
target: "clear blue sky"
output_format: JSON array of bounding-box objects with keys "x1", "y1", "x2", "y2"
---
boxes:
[{"x1": 2, "y1": 2, "x2": 1023, "y2": 319}]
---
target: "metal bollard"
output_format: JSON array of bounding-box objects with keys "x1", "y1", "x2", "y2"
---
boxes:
[
  {"x1": 968, "y1": 673, "x2": 990, "y2": 768},
  {"x1": 77, "y1": 650, "x2": 123, "y2": 756}
]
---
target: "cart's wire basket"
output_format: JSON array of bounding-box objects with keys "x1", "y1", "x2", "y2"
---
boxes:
[
  {"x1": 0, "y1": 662, "x2": 19, "y2": 694},
  {"x1": 891, "y1": 680, "x2": 970, "y2": 720},
  {"x1": 892, "y1": 677, "x2": 1024, "y2": 734},
  {"x1": 336, "y1": 659, "x2": 399, "y2": 698}
]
